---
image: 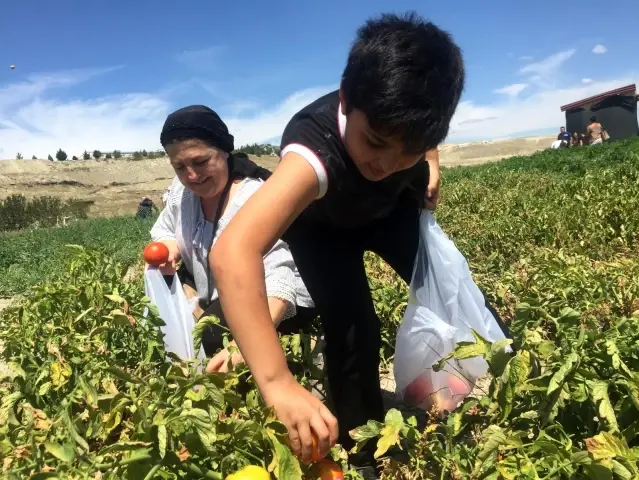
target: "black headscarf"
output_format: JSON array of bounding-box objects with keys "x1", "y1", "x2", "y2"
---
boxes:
[
  {"x1": 160, "y1": 105, "x2": 235, "y2": 153},
  {"x1": 159, "y1": 104, "x2": 272, "y2": 182}
]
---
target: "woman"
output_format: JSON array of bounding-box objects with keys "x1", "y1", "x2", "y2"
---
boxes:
[
  {"x1": 572, "y1": 131, "x2": 582, "y2": 147},
  {"x1": 150, "y1": 105, "x2": 315, "y2": 372}
]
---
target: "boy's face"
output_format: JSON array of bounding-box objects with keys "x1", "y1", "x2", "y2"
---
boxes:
[{"x1": 340, "y1": 98, "x2": 425, "y2": 181}]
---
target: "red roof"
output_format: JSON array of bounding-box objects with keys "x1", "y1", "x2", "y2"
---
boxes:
[{"x1": 560, "y1": 84, "x2": 637, "y2": 112}]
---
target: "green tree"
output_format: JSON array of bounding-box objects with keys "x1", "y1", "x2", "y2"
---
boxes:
[
  {"x1": 32, "y1": 155, "x2": 37, "y2": 160},
  {"x1": 93, "y1": 150, "x2": 102, "y2": 160},
  {"x1": 72, "y1": 156, "x2": 78, "y2": 160},
  {"x1": 147, "y1": 152, "x2": 156, "y2": 159},
  {"x1": 105, "y1": 153, "x2": 112, "y2": 159},
  {"x1": 83, "y1": 150, "x2": 90, "y2": 160},
  {"x1": 132, "y1": 151, "x2": 143, "y2": 160},
  {"x1": 113, "y1": 150, "x2": 122, "y2": 159},
  {"x1": 16, "y1": 153, "x2": 23, "y2": 160},
  {"x1": 47, "y1": 154, "x2": 53, "y2": 161},
  {"x1": 55, "y1": 149, "x2": 68, "y2": 161},
  {"x1": 142, "y1": 149, "x2": 148, "y2": 157}
]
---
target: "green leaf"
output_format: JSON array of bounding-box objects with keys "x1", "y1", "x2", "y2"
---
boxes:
[
  {"x1": 78, "y1": 376, "x2": 98, "y2": 407},
  {"x1": 374, "y1": 422, "x2": 402, "y2": 459},
  {"x1": 590, "y1": 381, "x2": 619, "y2": 432},
  {"x1": 266, "y1": 430, "x2": 302, "y2": 480},
  {"x1": 547, "y1": 352, "x2": 579, "y2": 395},
  {"x1": 192, "y1": 315, "x2": 220, "y2": 352},
  {"x1": 106, "y1": 365, "x2": 144, "y2": 385},
  {"x1": 50, "y1": 361, "x2": 72, "y2": 389},
  {"x1": 105, "y1": 294, "x2": 126, "y2": 304},
  {"x1": 99, "y1": 441, "x2": 153, "y2": 455},
  {"x1": 497, "y1": 351, "x2": 531, "y2": 420},
  {"x1": 383, "y1": 408, "x2": 404, "y2": 427},
  {"x1": 44, "y1": 442, "x2": 75, "y2": 463},
  {"x1": 157, "y1": 425, "x2": 167, "y2": 459},
  {"x1": 586, "y1": 432, "x2": 632, "y2": 460},
  {"x1": 349, "y1": 420, "x2": 383, "y2": 442},
  {"x1": 39, "y1": 381, "x2": 52, "y2": 396}
]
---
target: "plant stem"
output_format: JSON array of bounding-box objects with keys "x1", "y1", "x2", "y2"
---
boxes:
[
  {"x1": 182, "y1": 461, "x2": 223, "y2": 480},
  {"x1": 143, "y1": 462, "x2": 163, "y2": 480}
]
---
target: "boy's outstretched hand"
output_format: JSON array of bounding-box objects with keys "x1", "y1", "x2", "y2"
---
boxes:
[{"x1": 261, "y1": 375, "x2": 339, "y2": 464}]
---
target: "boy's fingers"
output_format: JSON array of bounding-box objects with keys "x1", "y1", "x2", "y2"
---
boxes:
[
  {"x1": 296, "y1": 421, "x2": 314, "y2": 464},
  {"x1": 310, "y1": 412, "x2": 331, "y2": 457},
  {"x1": 318, "y1": 404, "x2": 339, "y2": 447}
]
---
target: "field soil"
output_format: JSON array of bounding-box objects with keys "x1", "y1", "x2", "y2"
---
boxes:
[{"x1": 0, "y1": 135, "x2": 555, "y2": 217}]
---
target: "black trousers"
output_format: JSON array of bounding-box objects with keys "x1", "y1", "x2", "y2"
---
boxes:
[{"x1": 285, "y1": 195, "x2": 510, "y2": 449}]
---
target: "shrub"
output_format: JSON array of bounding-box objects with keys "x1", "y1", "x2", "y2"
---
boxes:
[
  {"x1": 105, "y1": 153, "x2": 112, "y2": 159},
  {"x1": 48, "y1": 155, "x2": 53, "y2": 161},
  {"x1": 93, "y1": 150, "x2": 102, "y2": 160},
  {"x1": 55, "y1": 149, "x2": 68, "y2": 161},
  {"x1": 132, "y1": 151, "x2": 143, "y2": 160},
  {"x1": 142, "y1": 149, "x2": 148, "y2": 157},
  {"x1": 16, "y1": 153, "x2": 23, "y2": 160},
  {"x1": 0, "y1": 195, "x2": 92, "y2": 233},
  {"x1": 32, "y1": 155, "x2": 37, "y2": 160},
  {"x1": 83, "y1": 150, "x2": 91, "y2": 160},
  {"x1": 113, "y1": 150, "x2": 122, "y2": 159},
  {"x1": 0, "y1": 246, "x2": 347, "y2": 479},
  {"x1": 72, "y1": 156, "x2": 78, "y2": 160},
  {"x1": 0, "y1": 194, "x2": 30, "y2": 231}
]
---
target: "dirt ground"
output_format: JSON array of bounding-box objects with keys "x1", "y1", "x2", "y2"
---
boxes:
[{"x1": 0, "y1": 135, "x2": 555, "y2": 218}]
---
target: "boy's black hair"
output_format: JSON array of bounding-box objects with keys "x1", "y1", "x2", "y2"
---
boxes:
[
  {"x1": 590, "y1": 115, "x2": 597, "y2": 122},
  {"x1": 340, "y1": 12, "x2": 465, "y2": 153}
]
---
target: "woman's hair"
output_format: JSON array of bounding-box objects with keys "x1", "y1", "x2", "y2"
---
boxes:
[{"x1": 590, "y1": 116, "x2": 597, "y2": 123}]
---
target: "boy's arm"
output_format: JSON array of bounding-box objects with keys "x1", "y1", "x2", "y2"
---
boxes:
[
  {"x1": 425, "y1": 148, "x2": 441, "y2": 211},
  {"x1": 211, "y1": 152, "x2": 338, "y2": 463}
]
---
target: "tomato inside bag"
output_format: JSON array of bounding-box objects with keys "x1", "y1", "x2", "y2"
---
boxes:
[{"x1": 393, "y1": 211, "x2": 511, "y2": 413}]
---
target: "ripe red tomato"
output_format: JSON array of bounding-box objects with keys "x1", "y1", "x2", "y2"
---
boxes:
[
  {"x1": 311, "y1": 434, "x2": 324, "y2": 462},
  {"x1": 312, "y1": 460, "x2": 344, "y2": 480},
  {"x1": 143, "y1": 242, "x2": 169, "y2": 266}
]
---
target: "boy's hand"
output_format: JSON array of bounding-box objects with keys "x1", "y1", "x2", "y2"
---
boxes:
[
  {"x1": 425, "y1": 169, "x2": 441, "y2": 211},
  {"x1": 261, "y1": 375, "x2": 338, "y2": 464}
]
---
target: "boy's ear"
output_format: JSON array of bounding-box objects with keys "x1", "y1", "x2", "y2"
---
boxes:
[{"x1": 338, "y1": 89, "x2": 347, "y2": 115}]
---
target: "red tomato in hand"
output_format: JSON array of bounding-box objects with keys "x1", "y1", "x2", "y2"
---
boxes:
[
  {"x1": 143, "y1": 242, "x2": 169, "y2": 266},
  {"x1": 312, "y1": 460, "x2": 344, "y2": 480}
]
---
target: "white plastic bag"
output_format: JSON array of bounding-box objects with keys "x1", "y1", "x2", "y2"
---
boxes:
[
  {"x1": 393, "y1": 211, "x2": 509, "y2": 412},
  {"x1": 144, "y1": 266, "x2": 206, "y2": 363}
]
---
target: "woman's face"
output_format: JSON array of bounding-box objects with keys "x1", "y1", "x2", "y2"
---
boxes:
[{"x1": 166, "y1": 139, "x2": 229, "y2": 199}]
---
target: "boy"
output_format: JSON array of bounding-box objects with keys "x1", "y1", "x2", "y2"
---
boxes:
[{"x1": 211, "y1": 12, "x2": 468, "y2": 473}]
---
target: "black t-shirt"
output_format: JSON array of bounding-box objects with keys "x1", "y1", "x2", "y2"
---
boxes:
[
  {"x1": 557, "y1": 132, "x2": 571, "y2": 143},
  {"x1": 279, "y1": 90, "x2": 429, "y2": 229}
]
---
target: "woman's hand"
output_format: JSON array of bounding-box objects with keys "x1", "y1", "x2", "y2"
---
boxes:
[
  {"x1": 425, "y1": 148, "x2": 441, "y2": 211},
  {"x1": 206, "y1": 297, "x2": 288, "y2": 373},
  {"x1": 158, "y1": 239, "x2": 181, "y2": 275},
  {"x1": 206, "y1": 340, "x2": 244, "y2": 373}
]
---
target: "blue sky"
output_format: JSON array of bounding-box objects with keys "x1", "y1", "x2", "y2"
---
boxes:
[{"x1": 1, "y1": 0, "x2": 637, "y2": 158}]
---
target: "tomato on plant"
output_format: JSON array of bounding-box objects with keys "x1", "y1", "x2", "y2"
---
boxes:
[
  {"x1": 312, "y1": 460, "x2": 344, "y2": 480},
  {"x1": 311, "y1": 433, "x2": 325, "y2": 462},
  {"x1": 143, "y1": 242, "x2": 169, "y2": 266},
  {"x1": 225, "y1": 465, "x2": 270, "y2": 480}
]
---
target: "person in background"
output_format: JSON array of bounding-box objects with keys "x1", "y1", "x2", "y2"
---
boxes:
[
  {"x1": 557, "y1": 126, "x2": 572, "y2": 147},
  {"x1": 137, "y1": 197, "x2": 158, "y2": 219},
  {"x1": 587, "y1": 116, "x2": 604, "y2": 145},
  {"x1": 571, "y1": 131, "x2": 582, "y2": 147},
  {"x1": 209, "y1": 12, "x2": 509, "y2": 477},
  {"x1": 150, "y1": 105, "x2": 315, "y2": 371}
]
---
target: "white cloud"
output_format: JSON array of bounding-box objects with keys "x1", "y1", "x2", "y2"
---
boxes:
[
  {"x1": 519, "y1": 55, "x2": 534, "y2": 61},
  {"x1": 592, "y1": 44, "x2": 607, "y2": 54},
  {"x1": 449, "y1": 76, "x2": 637, "y2": 141},
  {"x1": 582, "y1": 78, "x2": 594, "y2": 84},
  {"x1": 176, "y1": 46, "x2": 226, "y2": 72},
  {"x1": 493, "y1": 83, "x2": 528, "y2": 97},
  {"x1": 0, "y1": 67, "x2": 335, "y2": 159},
  {"x1": 519, "y1": 49, "x2": 576, "y2": 79}
]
